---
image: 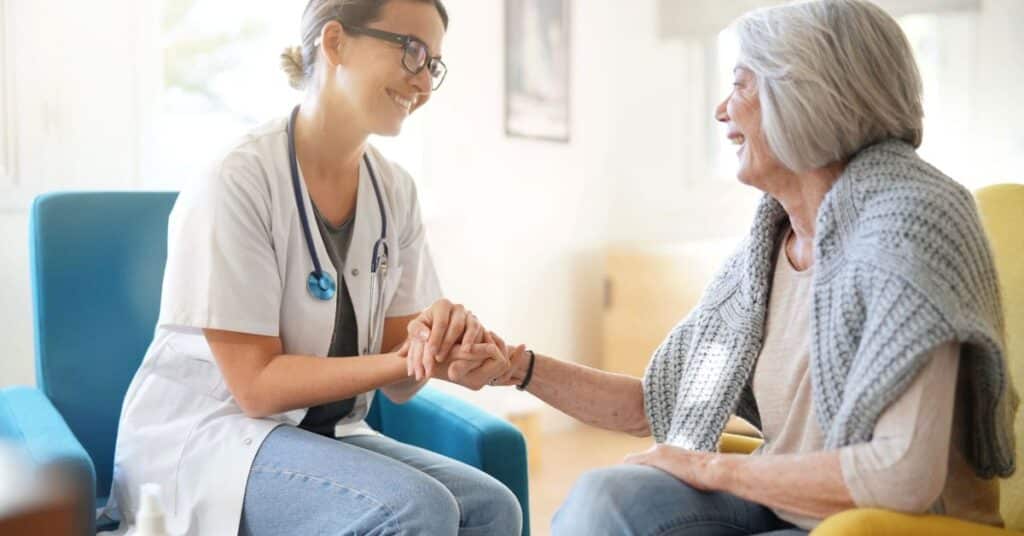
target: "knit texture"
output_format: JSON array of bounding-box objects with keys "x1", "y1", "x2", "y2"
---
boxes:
[{"x1": 643, "y1": 139, "x2": 1018, "y2": 478}]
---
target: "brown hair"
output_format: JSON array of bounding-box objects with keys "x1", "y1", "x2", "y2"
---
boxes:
[{"x1": 281, "y1": 0, "x2": 449, "y2": 90}]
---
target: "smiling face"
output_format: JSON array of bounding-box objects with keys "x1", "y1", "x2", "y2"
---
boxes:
[
  {"x1": 714, "y1": 67, "x2": 787, "y2": 188},
  {"x1": 325, "y1": 0, "x2": 446, "y2": 136}
]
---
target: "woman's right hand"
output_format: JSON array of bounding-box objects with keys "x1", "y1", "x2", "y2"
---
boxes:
[{"x1": 401, "y1": 299, "x2": 485, "y2": 381}]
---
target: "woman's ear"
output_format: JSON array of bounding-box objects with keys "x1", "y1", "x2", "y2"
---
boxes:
[{"x1": 319, "y1": 20, "x2": 348, "y2": 69}]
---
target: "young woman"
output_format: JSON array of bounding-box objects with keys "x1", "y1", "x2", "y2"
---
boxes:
[{"x1": 105, "y1": 1, "x2": 520, "y2": 534}]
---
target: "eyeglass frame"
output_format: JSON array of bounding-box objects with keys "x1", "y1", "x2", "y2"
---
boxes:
[{"x1": 340, "y1": 24, "x2": 447, "y2": 90}]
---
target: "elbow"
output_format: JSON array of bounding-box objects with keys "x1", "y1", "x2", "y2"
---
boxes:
[
  {"x1": 862, "y1": 467, "x2": 946, "y2": 515},
  {"x1": 233, "y1": 387, "x2": 277, "y2": 419}
]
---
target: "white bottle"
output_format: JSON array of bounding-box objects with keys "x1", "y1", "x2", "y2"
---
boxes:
[{"x1": 135, "y1": 483, "x2": 168, "y2": 536}]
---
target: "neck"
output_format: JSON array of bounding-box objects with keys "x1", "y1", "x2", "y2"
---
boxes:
[
  {"x1": 771, "y1": 161, "x2": 846, "y2": 243},
  {"x1": 293, "y1": 89, "x2": 367, "y2": 186}
]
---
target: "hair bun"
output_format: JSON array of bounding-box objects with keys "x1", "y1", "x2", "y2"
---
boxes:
[{"x1": 280, "y1": 46, "x2": 306, "y2": 90}]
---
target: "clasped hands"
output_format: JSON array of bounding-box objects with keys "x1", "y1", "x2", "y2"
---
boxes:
[{"x1": 397, "y1": 299, "x2": 530, "y2": 390}]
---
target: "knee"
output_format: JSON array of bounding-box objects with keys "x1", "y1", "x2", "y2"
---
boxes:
[
  {"x1": 552, "y1": 467, "x2": 636, "y2": 534},
  {"x1": 392, "y1": 477, "x2": 460, "y2": 535},
  {"x1": 480, "y1": 479, "x2": 523, "y2": 535}
]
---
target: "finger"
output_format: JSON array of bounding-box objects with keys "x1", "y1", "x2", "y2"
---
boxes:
[
  {"x1": 423, "y1": 343, "x2": 435, "y2": 379},
  {"x1": 476, "y1": 363, "x2": 509, "y2": 390},
  {"x1": 462, "y1": 355, "x2": 510, "y2": 389},
  {"x1": 461, "y1": 314, "x2": 482, "y2": 352},
  {"x1": 488, "y1": 329, "x2": 505, "y2": 349},
  {"x1": 410, "y1": 338, "x2": 424, "y2": 378},
  {"x1": 440, "y1": 306, "x2": 467, "y2": 361},
  {"x1": 396, "y1": 339, "x2": 410, "y2": 356},
  {"x1": 450, "y1": 343, "x2": 501, "y2": 362},
  {"x1": 426, "y1": 300, "x2": 453, "y2": 361}
]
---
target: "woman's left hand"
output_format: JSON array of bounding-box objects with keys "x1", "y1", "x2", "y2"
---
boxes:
[{"x1": 624, "y1": 444, "x2": 727, "y2": 492}]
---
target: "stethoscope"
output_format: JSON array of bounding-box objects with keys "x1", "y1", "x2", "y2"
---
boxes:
[{"x1": 287, "y1": 105, "x2": 390, "y2": 354}]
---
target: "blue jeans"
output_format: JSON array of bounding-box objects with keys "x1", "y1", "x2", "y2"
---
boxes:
[
  {"x1": 238, "y1": 425, "x2": 522, "y2": 535},
  {"x1": 552, "y1": 465, "x2": 808, "y2": 536}
]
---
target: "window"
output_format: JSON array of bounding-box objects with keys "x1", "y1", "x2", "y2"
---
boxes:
[
  {"x1": 708, "y1": 10, "x2": 978, "y2": 185},
  {"x1": 147, "y1": 0, "x2": 427, "y2": 189}
]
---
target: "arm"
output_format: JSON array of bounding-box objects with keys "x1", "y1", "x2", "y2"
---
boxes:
[
  {"x1": 204, "y1": 328, "x2": 408, "y2": 418},
  {"x1": 497, "y1": 349, "x2": 651, "y2": 437},
  {"x1": 628, "y1": 342, "x2": 959, "y2": 520}
]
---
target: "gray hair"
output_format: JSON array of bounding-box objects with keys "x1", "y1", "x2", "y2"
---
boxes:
[
  {"x1": 281, "y1": 0, "x2": 449, "y2": 91},
  {"x1": 733, "y1": 0, "x2": 924, "y2": 172}
]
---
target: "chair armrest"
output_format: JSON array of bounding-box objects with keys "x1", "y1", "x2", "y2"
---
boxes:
[
  {"x1": 375, "y1": 386, "x2": 531, "y2": 535},
  {"x1": 719, "y1": 432, "x2": 763, "y2": 454},
  {"x1": 812, "y1": 508, "x2": 1012, "y2": 536},
  {"x1": 0, "y1": 386, "x2": 95, "y2": 534}
]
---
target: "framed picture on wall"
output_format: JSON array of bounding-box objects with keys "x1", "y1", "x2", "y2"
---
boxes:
[{"x1": 505, "y1": 0, "x2": 570, "y2": 142}]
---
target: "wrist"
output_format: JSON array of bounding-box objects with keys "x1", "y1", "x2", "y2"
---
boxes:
[
  {"x1": 515, "y1": 350, "x2": 536, "y2": 391},
  {"x1": 706, "y1": 453, "x2": 740, "y2": 491}
]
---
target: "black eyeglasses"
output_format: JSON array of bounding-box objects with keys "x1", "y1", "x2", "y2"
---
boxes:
[{"x1": 342, "y1": 25, "x2": 447, "y2": 91}]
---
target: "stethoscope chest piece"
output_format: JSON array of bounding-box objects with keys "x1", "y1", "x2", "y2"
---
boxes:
[{"x1": 307, "y1": 271, "x2": 337, "y2": 301}]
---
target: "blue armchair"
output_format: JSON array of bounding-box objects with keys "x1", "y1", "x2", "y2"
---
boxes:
[{"x1": 0, "y1": 191, "x2": 530, "y2": 534}]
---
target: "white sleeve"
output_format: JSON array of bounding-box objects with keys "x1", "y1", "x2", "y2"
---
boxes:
[
  {"x1": 386, "y1": 171, "x2": 442, "y2": 317},
  {"x1": 838, "y1": 341, "x2": 959, "y2": 513},
  {"x1": 158, "y1": 157, "x2": 283, "y2": 336}
]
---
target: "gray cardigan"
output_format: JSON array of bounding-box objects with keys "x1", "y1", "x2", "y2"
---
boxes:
[{"x1": 642, "y1": 139, "x2": 1017, "y2": 478}]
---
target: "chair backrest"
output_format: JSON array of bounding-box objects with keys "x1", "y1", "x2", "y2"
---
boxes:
[
  {"x1": 29, "y1": 191, "x2": 177, "y2": 500},
  {"x1": 975, "y1": 184, "x2": 1024, "y2": 530}
]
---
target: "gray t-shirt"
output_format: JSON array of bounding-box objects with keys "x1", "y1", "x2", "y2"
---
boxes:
[{"x1": 298, "y1": 203, "x2": 360, "y2": 437}]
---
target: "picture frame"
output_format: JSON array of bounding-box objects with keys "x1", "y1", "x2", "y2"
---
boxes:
[{"x1": 504, "y1": 0, "x2": 571, "y2": 142}]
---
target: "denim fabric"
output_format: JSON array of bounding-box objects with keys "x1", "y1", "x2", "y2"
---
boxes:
[
  {"x1": 552, "y1": 465, "x2": 807, "y2": 536},
  {"x1": 238, "y1": 425, "x2": 522, "y2": 535}
]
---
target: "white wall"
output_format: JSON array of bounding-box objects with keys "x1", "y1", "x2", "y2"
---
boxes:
[{"x1": 0, "y1": 0, "x2": 160, "y2": 386}]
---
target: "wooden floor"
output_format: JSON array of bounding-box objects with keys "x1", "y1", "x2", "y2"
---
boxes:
[{"x1": 526, "y1": 424, "x2": 653, "y2": 536}]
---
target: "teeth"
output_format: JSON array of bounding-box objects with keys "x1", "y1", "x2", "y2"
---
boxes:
[
  {"x1": 730, "y1": 135, "x2": 745, "y2": 145},
  {"x1": 388, "y1": 90, "x2": 413, "y2": 111}
]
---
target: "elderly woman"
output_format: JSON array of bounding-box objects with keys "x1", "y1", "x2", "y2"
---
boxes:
[{"x1": 411, "y1": 0, "x2": 1016, "y2": 534}]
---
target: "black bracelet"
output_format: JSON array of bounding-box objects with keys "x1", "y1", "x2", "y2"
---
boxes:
[{"x1": 516, "y1": 350, "x2": 536, "y2": 391}]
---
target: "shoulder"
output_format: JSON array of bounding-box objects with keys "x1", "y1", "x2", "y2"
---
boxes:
[
  {"x1": 181, "y1": 117, "x2": 290, "y2": 212},
  {"x1": 843, "y1": 140, "x2": 983, "y2": 265}
]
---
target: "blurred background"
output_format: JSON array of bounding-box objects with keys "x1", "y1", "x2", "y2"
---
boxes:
[{"x1": 1, "y1": 0, "x2": 1022, "y2": 533}]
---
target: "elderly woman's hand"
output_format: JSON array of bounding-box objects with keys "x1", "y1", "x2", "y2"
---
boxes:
[
  {"x1": 430, "y1": 332, "x2": 512, "y2": 389},
  {"x1": 624, "y1": 444, "x2": 734, "y2": 492}
]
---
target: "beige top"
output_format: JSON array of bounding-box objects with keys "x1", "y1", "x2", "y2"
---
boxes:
[{"x1": 752, "y1": 228, "x2": 1002, "y2": 530}]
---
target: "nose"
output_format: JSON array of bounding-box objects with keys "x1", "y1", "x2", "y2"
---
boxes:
[
  {"x1": 409, "y1": 66, "x2": 433, "y2": 95},
  {"x1": 714, "y1": 95, "x2": 729, "y2": 124}
]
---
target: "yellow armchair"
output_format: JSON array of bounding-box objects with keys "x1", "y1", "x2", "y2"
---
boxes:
[{"x1": 719, "y1": 184, "x2": 1024, "y2": 535}]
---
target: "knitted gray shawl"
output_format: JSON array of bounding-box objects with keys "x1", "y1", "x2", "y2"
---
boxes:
[{"x1": 643, "y1": 139, "x2": 1017, "y2": 478}]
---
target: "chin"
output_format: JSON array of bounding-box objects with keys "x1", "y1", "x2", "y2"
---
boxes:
[{"x1": 373, "y1": 120, "x2": 404, "y2": 137}]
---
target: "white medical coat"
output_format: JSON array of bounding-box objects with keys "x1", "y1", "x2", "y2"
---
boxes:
[{"x1": 103, "y1": 117, "x2": 442, "y2": 535}]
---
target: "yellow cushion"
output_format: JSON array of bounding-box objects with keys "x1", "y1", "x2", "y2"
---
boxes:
[
  {"x1": 811, "y1": 508, "x2": 1013, "y2": 536},
  {"x1": 718, "y1": 432, "x2": 763, "y2": 454}
]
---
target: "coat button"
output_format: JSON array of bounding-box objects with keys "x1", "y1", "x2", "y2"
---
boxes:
[
  {"x1": 243, "y1": 437, "x2": 252, "y2": 446},
  {"x1": 351, "y1": 269, "x2": 360, "y2": 277}
]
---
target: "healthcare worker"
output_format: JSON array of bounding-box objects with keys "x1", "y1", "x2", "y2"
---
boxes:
[{"x1": 103, "y1": 1, "x2": 522, "y2": 534}]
